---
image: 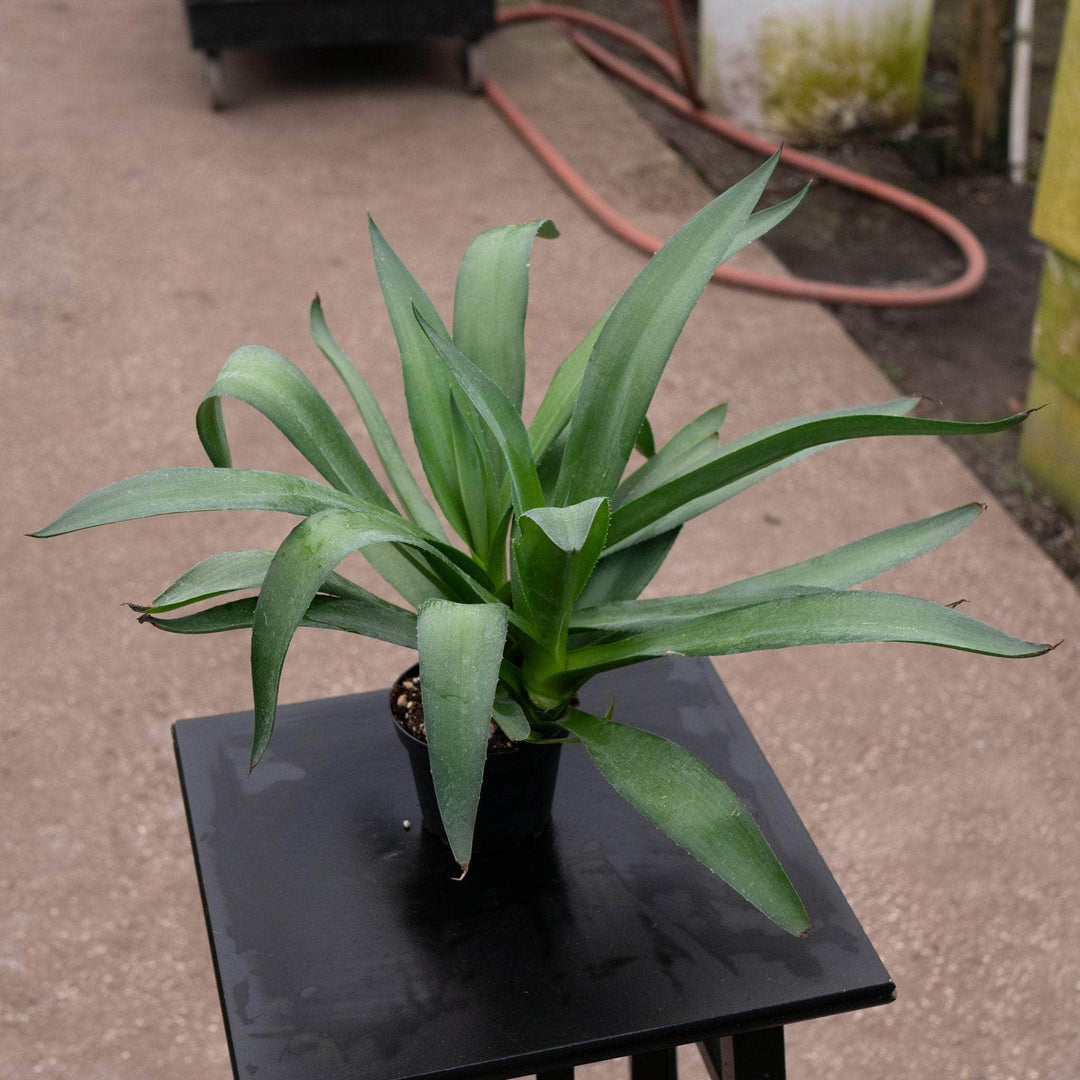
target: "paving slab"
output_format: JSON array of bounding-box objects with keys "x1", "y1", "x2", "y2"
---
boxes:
[{"x1": 2, "y1": 4, "x2": 1077, "y2": 1080}]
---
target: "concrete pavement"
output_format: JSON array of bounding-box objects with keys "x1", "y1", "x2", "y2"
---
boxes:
[{"x1": 2, "y1": 3, "x2": 1078, "y2": 1078}]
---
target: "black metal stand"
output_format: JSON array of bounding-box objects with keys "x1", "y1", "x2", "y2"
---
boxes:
[
  {"x1": 173, "y1": 656, "x2": 893, "y2": 1080},
  {"x1": 181, "y1": 0, "x2": 495, "y2": 107},
  {"x1": 700, "y1": 1029, "x2": 786, "y2": 1080}
]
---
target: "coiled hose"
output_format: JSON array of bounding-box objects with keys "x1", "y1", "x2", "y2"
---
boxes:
[{"x1": 487, "y1": 2, "x2": 988, "y2": 307}]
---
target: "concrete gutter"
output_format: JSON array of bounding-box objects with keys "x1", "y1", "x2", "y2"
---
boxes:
[{"x1": 3, "y1": 4, "x2": 1077, "y2": 1078}]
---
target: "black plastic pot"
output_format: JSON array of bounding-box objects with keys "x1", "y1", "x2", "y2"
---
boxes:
[{"x1": 391, "y1": 665, "x2": 562, "y2": 854}]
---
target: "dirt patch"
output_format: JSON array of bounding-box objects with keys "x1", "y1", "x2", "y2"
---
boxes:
[{"x1": 558, "y1": 0, "x2": 1079, "y2": 586}]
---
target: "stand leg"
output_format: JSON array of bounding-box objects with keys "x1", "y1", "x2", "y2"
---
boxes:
[
  {"x1": 631, "y1": 1047, "x2": 678, "y2": 1080},
  {"x1": 698, "y1": 1028, "x2": 785, "y2": 1080},
  {"x1": 202, "y1": 50, "x2": 227, "y2": 111},
  {"x1": 462, "y1": 38, "x2": 484, "y2": 94}
]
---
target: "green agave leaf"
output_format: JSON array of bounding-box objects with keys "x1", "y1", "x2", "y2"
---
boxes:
[
  {"x1": 607, "y1": 407, "x2": 1031, "y2": 550},
  {"x1": 725, "y1": 184, "x2": 809, "y2": 261},
  {"x1": 555, "y1": 152, "x2": 782, "y2": 503},
  {"x1": 369, "y1": 215, "x2": 480, "y2": 544},
  {"x1": 484, "y1": 505, "x2": 514, "y2": 587},
  {"x1": 525, "y1": 186, "x2": 804, "y2": 471},
  {"x1": 511, "y1": 497, "x2": 610, "y2": 667},
  {"x1": 417, "y1": 600, "x2": 509, "y2": 869},
  {"x1": 143, "y1": 593, "x2": 418, "y2": 648},
  {"x1": 492, "y1": 694, "x2": 532, "y2": 742},
  {"x1": 249, "y1": 506, "x2": 500, "y2": 768},
  {"x1": 561, "y1": 708, "x2": 809, "y2": 936},
  {"x1": 635, "y1": 417, "x2": 656, "y2": 459},
  {"x1": 452, "y1": 219, "x2": 558, "y2": 411},
  {"x1": 448, "y1": 391, "x2": 499, "y2": 558},
  {"x1": 536, "y1": 428, "x2": 570, "y2": 505},
  {"x1": 32, "y1": 465, "x2": 448, "y2": 607},
  {"x1": 528, "y1": 306, "x2": 612, "y2": 461},
  {"x1": 418, "y1": 309, "x2": 545, "y2": 517},
  {"x1": 607, "y1": 398, "x2": 915, "y2": 551},
  {"x1": 574, "y1": 526, "x2": 682, "y2": 608},
  {"x1": 132, "y1": 548, "x2": 378, "y2": 613},
  {"x1": 615, "y1": 402, "x2": 729, "y2": 507},
  {"x1": 142, "y1": 597, "x2": 261, "y2": 633},
  {"x1": 32, "y1": 467, "x2": 366, "y2": 537},
  {"x1": 608, "y1": 399, "x2": 921, "y2": 553},
  {"x1": 309, "y1": 297, "x2": 446, "y2": 538},
  {"x1": 565, "y1": 590, "x2": 1051, "y2": 679},
  {"x1": 576, "y1": 503, "x2": 986, "y2": 629},
  {"x1": 196, "y1": 346, "x2": 393, "y2": 508}
]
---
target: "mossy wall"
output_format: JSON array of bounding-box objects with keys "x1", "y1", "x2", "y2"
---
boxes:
[
  {"x1": 1022, "y1": 251, "x2": 1080, "y2": 519},
  {"x1": 1021, "y1": 0, "x2": 1080, "y2": 519},
  {"x1": 758, "y1": 2, "x2": 932, "y2": 141},
  {"x1": 1031, "y1": 0, "x2": 1080, "y2": 261}
]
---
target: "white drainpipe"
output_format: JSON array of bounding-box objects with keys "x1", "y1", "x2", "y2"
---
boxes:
[{"x1": 1009, "y1": 0, "x2": 1036, "y2": 184}]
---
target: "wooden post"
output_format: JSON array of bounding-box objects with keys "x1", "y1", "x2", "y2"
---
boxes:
[
  {"x1": 958, "y1": 0, "x2": 1013, "y2": 168},
  {"x1": 1020, "y1": 0, "x2": 1080, "y2": 518}
]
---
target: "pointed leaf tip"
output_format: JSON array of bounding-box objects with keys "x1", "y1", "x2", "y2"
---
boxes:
[{"x1": 563, "y1": 707, "x2": 809, "y2": 935}]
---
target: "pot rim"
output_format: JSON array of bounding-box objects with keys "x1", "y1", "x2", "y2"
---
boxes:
[{"x1": 389, "y1": 663, "x2": 558, "y2": 759}]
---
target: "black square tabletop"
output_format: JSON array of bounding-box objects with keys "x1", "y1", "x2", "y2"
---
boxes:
[{"x1": 173, "y1": 656, "x2": 893, "y2": 1080}]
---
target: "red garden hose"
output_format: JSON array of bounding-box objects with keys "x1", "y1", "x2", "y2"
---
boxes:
[{"x1": 487, "y1": 2, "x2": 988, "y2": 307}]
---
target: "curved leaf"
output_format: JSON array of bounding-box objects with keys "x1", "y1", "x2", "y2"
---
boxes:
[
  {"x1": 561, "y1": 708, "x2": 809, "y2": 936},
  {"x1": 133, "y1": 549, "x2": 389, "y2": 614},
  {"x1": 511, "y1": 498, "x2": 610, "y2": 672},
  {"x1": 615, "y1": 402, "x2": 729, "y2": 507},
  {"x1": 528, "y1": 306, "x2": 612, "y2": 460},
  {"x1": 32, "y1": 466, "x2": 449, "y2": 609},
  {"x1": 606, "y1": 398, "x2": 915, "y2": 552},
  {"x1": 555, "y1": 151, "x2": 782, "y2": 503},
  {"x1": 492, "y1": 694, "x2": 532, "y2": 741},
  {"x1": 565, "y1": 590, "x2": 1051, "y2": 679},
  {"x1": 614, "y1": 399, "x2": 920, "y2": 551},
  {"x1": 635, "y1": 417, "x2": 656, "y2": 459},
  {"x1": 452, "y1": 219, "x2": 558, "y2": 411},
  {"x1": 249, "y1": 507, "x2": 499, "y2": 768},
  {"x1": 448, "y1": 391, "x2": 500, "y2": 556},
  {"x1": 32, "y1": 467, "x2": 363, "y2": 537},
  {"x1": 537, "y1": 428, "x2": 570, "y2": 505},
  {"x1": 418, "y1": 600, "x2": 509, "y2": 869},
  {"x1": 418, "y1": 310, "x2": 544, "y2": 517},
  {"x1": 143, "y1": 593, "x2": 417, "y2": 647},
  {"x1": 525, "y1": 185, "x2": 806, "y2": 472},
  {"x1": 574, "y1": 526, "x2": 682, "y2": 608},
  {"x1": 575, "y1": 503, "x2": 986, "y2": 629},
  {"x1": 725, "y1": 184, "x2": 809, "y2": 261},
  {"x1": 196, "y1": 346, "x2": 393, "y2": 507},
  {"x1": 607, "y1": 408, "x2": 1032, "y2": 550},
  {"x1": 309, "y1": 297, "x2": 446, "y2": 538},
  {"x1": 369, "y1": 215, "x2": 481, "y2": 544}
]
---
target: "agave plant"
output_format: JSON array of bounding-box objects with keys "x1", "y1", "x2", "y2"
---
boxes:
[{"x1": 34, "y1": 154, "x2": 1050, "y2": 936}]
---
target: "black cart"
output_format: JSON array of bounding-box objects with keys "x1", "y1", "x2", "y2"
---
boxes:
[{"x1": 183, "y1": 0, "x2": 495, "y2": 108}]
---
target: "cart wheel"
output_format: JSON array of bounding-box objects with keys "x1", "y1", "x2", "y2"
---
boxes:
[
  {"x1": 462, "y1": 41, "x2": 484, "y2": 95},
  {"x1": 203, "y1": 51, "x2": 227, "y2": 111}
]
